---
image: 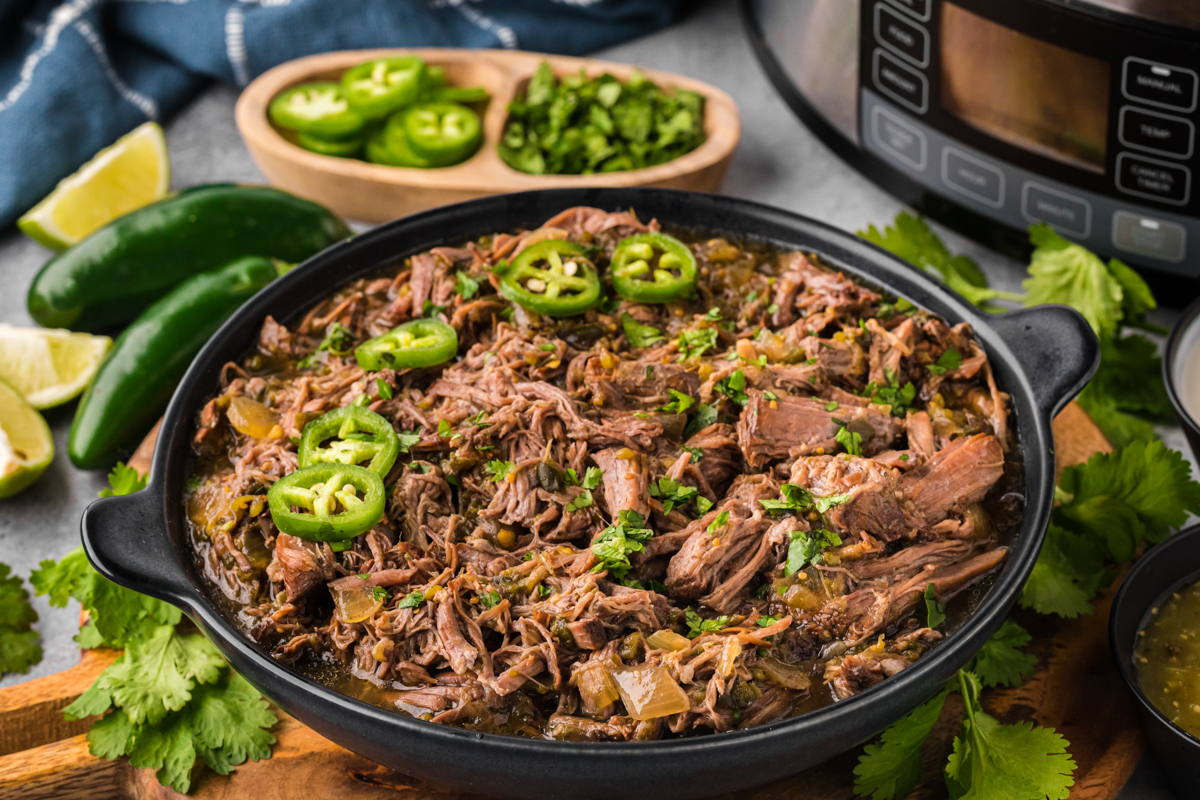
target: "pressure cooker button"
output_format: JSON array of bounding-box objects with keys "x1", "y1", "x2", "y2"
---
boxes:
[
  {"x1": 1021, "y1": 183, "x2": 1091, "y2": 238},
  {"x1": 874, "y1": 4, "x2": 929, "y2": 68},
  {"x1": 872, "y1": 105, "x2": 927, "y2": 170},
  {"x1": 1123, "y1": 58, "x2": 1198, "y2": 112},
  {"x1": 1116, "y1": 153, "x2": 1191, "y2": 206},
  {"x1": 1119, "y1": 107, "x2": 1194, "y2": 159},
  {"x1": 884, "y1": 0, "x2": 930, "y2": 21},
  {"x1": 873, "y1": 50, "x2": 928, "y2": 114},
  {"x1": 942, "y1": 147, "x2": 1005, "y2": 208},
  {"x1": 1111, "y1": 211, "x2": 1187, "y2": 264}
]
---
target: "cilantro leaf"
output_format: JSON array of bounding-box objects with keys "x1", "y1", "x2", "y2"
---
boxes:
[
  {"x1": 715, "y1": 369, "x2": 749, "y2": 406},
  {"x1": 374, "y1": 378, "x2": 393, "y2": 400},
  {"x1": 582, "y1": 466, "x2": 603, "y2": 490},
  {"x1": 1074, "y1": 333, "x2": 1173, "y2": 448},
  {"x1": 480, "y1": 590, "x2": 501, "y2": 609},
  {"x1": 684, "y1": 607, "x2": 731, "y2": 638},
  {"x1": 102, "y1": 627, "x2": 225, "y2": 726},
  {"x1": 648, "y1": 476, "x2": 700, "y2": 515},
  {"x1": 924, "y1": 584, "x2": 946, "y2": 628},
  {"x1": 456, "y1": 272, "x2": 481, "y2": 299},
  {"x1": 1105, "y1": 257, "x2": 1155, "y2": 328},
  {"x1": 99, "y1": 462, "x2": 147, "y2": 498},
  {"x1": 1023, "y1": 224, "x2": 1123, "y2": 337},
  {"x1": 837, "y1": 426, "x2": 863, "y2": 456},
  {"x1": 705, "y1": 509, "x2": 730, "y2": 535},
  {"x1": 1020, "y1": 440, "x2": 1200, "y2": 619},
  {"x1": 396, "y1": 590, "x2": 426, "y2": 609},
  {"x1": 32, "y1": 547, "x2": 182, "y2": 648},
  {"x1": 1020, "y1": 524, "x2": 1108, "y2": 618},
  {"x1": 683, "y1": 402, "x2": 718, "y2": 439},
  {"x1": 565, "y1": 488, "x2": 593, "y2": 513},
  {"x1": 970, "y1": 620, "x2": 1037, "y2": 689},
  {"x1": 659, "y1": 389, "x2": 695, "y2": 414},
  {"x1": 677, "y1": 327, "x2": 718, "y2": 361},
  {"x1": 854, "y1": 684, "x2": 950, "y2": 799},
  {"x1": 1058, "y1": 439, "x2": 1200, "y2": 548},
  {"x1": 297, "y1": 322, "x2": 355, "y2": 368},
  {"x1": 945, "y1": 671, "x2": 1075, "y2": 800},
  {"x1": 622, "y1": 314, "x2": 664, "y2": 348},
  {"x1": 785, "y1": 531, "x2": 822, "y2": 576},
  {"x1": 485, "y1": 460, "x2": 515, "y2": 482},
  {"x1": 591, "y1": 510, "x2": 653, "y2": 580},
  {"x1": 396, "y1": 431, "x2": 421, "y2": 453},
  {"x1": 0, "y1": 563, "x2": 42, "y2": 676},
  {"x1": 928, "y1": 347, "x2": 962, "y2": 375},
  {"x1": 859, "y1": 213, "x2": 1017, "y2": 309},
  {"x1": 88, "y1": 671, "x2": 276, "y2": 795}
]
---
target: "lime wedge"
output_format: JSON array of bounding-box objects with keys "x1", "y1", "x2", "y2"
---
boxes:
[
  {"x1": 0, "y1": 325, "x2": 111, "y2": 409},
  {"x1": 0, "y1": 379, "x2": 53, "y2": 499},
  {"x1": 18, "y1": 121, "x2": 170, "y2": 250}
]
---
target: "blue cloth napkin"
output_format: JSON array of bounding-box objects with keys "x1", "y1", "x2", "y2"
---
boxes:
[{"x1": 0, "y1": 0, "x2": 686, "y2": 229}]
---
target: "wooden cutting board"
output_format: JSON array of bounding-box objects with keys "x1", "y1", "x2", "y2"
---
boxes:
[{"x1": 0, "y1": 403, "x2": 1139, "y2": 800}]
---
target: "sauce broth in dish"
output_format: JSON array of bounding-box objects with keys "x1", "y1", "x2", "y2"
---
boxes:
[
  {"x1": 1136, "y1": 579, "x2": 1200, "y2": 739},
  {"x1": 184, "y1": 206, "x2": 1023, "y2": 740}
]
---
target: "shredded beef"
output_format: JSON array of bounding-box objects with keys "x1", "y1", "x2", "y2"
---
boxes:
[{"x1": 186, "y1": 206, "x2": 1019, "y2": 740}]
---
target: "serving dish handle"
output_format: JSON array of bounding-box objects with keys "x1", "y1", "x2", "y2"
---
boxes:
[
  {"x1": 989, "y1": 304, "x2": 1099, "y2": 419},
  {"x1": 81, "y1": 483, "x2": 192, "y2": 605}
]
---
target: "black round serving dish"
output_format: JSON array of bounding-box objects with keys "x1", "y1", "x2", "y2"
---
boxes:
[
  {"x1": 1164, "y1": 297, "x2": 1200, "y2": 463},
  {"x1": 1110, "y1": 525, "x2": 1200, "y2": 798},
  {"x1": 81, "y1": 188, "x2": 1098, "y2": 800}
]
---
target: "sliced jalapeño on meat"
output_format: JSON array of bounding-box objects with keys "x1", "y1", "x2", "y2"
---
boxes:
[
  {"x1": 498, "y1": 239, "x2": 602, "y2": 317},
  {"x1": 610, "y1": 232, "x2": 698, "y2": 303},
  {"x1": 401, "y1": 102, "x2": 483, "y2": 166},
  {"x1": 267, "y1": 463, "x2": 385, "y2": 542},
  {"x1": 299, "y1": 406, "x2": 400, "y2": 476},
  {"x1": 341, "y1": 56, "x2": 424, "y2": 119},
  {"x1": 355, "y1": 319, "x2": 458, "y2": 371},
  {"x1": 268, "y1": 82, "x2": 365, "y2": 139}
]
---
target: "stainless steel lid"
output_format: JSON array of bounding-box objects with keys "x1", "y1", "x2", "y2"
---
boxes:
[{"x1": 1071, "y1": 0, "x2": 1200, "y2": 31}]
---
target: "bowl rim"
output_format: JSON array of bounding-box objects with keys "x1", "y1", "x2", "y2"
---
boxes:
[
  {"x1": 92, "y1": 187, "x2": 1092, "y2": 761},
  {"x1": 1110, "y1": 523, "x2": 1200, "y2": 750},
  {"x1": 1163, "y1": 295, "x2": 1200, "y2": 441}
]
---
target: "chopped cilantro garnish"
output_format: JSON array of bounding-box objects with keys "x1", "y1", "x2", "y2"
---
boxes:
[
  {"x1": 927, "y1": 347, "x2": 962, "y2": 376},
  {"x1": 677, "y1": 327, "x2": 719, "y2": 361},
  {"x1": 485, "y1": 460, "x2": 515, "y2": 482},
  {"x1": 715, "y1": 369, "x2": 749, "y2": 406},
  {"x1": 660, "y1": 389, "x2": 696, "y2": 414},
  {"x1": 685, "y1": 607, "x2": 731, "y2": 638},
  {"x1": 622, "y1": 314, "x2": 665, "y2": 348},
  {"x1": 590, "y1": 510, "x2": 654, "y2": 580},
  {"x1": 456, "y1": 272, "x2": 481, "y2": 299},
  {"x1": 705, "y1": 509, "x2": 730, "y2": 535},
  {"x1": 837, "y1": 426, "x2": 863, "y2": 456}
]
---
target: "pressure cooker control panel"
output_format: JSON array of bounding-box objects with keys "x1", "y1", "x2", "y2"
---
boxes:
[{"x1": 857, "y1": 0, "x2": 1200, "y2": 271}]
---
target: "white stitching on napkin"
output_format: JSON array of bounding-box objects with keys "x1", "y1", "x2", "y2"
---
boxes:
[
  {"x1": 430, "y1": 0, "x2": 518, "y2": 50},
  {"x1": 0, "y1": 0, "x2": 97, "y2": 114},
  {"x1": 225, "y1": 6, "x2": 250, "y2": 86},
  {"x1": 72, "y1": 18, "x2": 160, "y2": 119}
]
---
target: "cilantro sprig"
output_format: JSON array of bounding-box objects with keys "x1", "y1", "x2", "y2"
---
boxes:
[
  {"x1": 854, "y1": 624, "x2": 1072, "y2": 800},
  {"x1": 684, "y1": 607, "x2": 730, "y2": 638},
  {"x1": 1021, "y1": 439, "x2": 1200, "y2": 617},
  {"x1": 30, "y1": 462, "x2": 277, "y2": 794},
  {"x1": 0, "y1": 563, "x2": 42, "y2": 677}
]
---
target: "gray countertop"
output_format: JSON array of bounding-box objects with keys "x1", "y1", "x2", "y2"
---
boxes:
[{"x1": 0, "y1": 1, "x2": 1182, "y2": 796}]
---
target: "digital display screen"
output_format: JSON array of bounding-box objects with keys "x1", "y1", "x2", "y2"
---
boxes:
[{"x1": 940, "y1": 4, "x2": 1111, "y2": 173}]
